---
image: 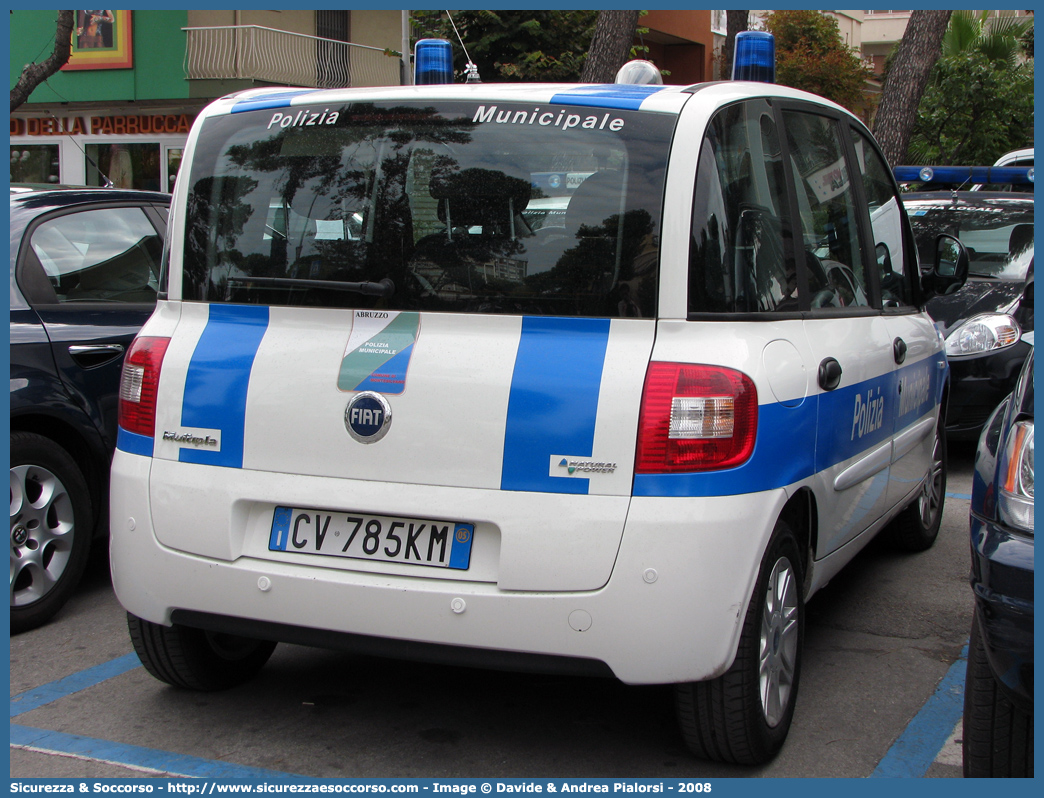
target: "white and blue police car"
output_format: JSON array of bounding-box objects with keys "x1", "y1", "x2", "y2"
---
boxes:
[{"x1": 110, "y1": 36, "x2": 967, "y2": 764}]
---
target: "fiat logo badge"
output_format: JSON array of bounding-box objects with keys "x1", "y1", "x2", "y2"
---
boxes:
[{"x1": 344, "y1": 392, "x2": 392, "y2": 443}]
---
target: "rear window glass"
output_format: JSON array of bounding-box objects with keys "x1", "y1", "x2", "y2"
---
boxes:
[{"x1": 181, "y1": 101, "x2": 675, "y2": 318}]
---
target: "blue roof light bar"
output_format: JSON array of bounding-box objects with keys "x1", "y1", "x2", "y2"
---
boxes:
[
  {"x1": 414, "y1": 38, "x2": 454, "y2": 85},
  {"x1": 732, "y1": 31, "x2": 776, "y2": 83},
  {"x1": 893, "y1": 165, "x2": 1034, "y2": 185}
]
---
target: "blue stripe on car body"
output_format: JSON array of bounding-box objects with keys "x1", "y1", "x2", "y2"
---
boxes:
[
  {"x1": 116, "y1": 427, "x2": 154, "y2": 457},
  {"x1": 230, "y1": 90, "x2": 318, "y2": 114},
  {"x1": 501, "y1": 317, "x2": 611, "y2": 494},
  {"x1": 180, "y1": 304, "x2": 270, "y2": 469},
  {"x1": 549, "y1": 85, "x2": 668, "y2": 111},
  {"x1": 120, "y1": 299, "x2": 942, "y2": 501},
  {"x1": 813, "y1": 372, "x2": 898, "y2": 473}
]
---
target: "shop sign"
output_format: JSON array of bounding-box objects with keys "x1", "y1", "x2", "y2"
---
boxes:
[
  {"x1": 11, "y1": 113, "x2": 194, "y2": 137},
  {"x1": 10, "y1": 117, "x2": 86, "y2": 136}
]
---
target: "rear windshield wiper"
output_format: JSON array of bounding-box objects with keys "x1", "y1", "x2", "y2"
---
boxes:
[{"x1": 226, "y1": 276, "x2": 395, "y2": 297}]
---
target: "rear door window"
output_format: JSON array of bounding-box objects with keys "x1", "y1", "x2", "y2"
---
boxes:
[
  {"x1": 782, "y1": 111, "x2": 870, "y2": 310},
  {"x1": 182, "y1": 101, "x2": 674, "y2": 318},
  {"x1": 851, "y1": 128, "x2": 914, "y2": 307},
  {"x1": 688, "y1": 98, "x2": 797, "y2": 314},
  {"x1": 28, "y1": 206, "x2": 162, "y2": 304}
]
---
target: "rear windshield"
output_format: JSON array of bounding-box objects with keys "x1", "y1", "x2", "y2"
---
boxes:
[{"x1": 180, "y1": 100, "x2": 675, "y2": 318}]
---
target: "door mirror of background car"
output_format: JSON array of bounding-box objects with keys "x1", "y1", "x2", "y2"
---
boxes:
[
  {"x1": 1017, "y1": 277, "x2": 1033, "y2": 333},
  {"x1": 923, "y1": 234, "x2": 969, "y2": 298}
]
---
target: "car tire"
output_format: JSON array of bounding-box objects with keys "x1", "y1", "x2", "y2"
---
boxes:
[
  {"x1": 674, "y1": 519, "x2": 804, "y2": 764},
  {"x1": 962, "y1": 613, "x2": 1034, "y2": 777},
  {"x1": 886, "y1": 421, "x2": 946, "y2": 552},
  {"x1": 10, "y1": 432, "x2": 94, "y2": 634},
  {"x1": 127, "y1": 613, "x2": 277, "y2": 691}
]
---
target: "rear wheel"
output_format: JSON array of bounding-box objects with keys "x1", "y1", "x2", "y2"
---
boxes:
[
  {"x1": 674, "y1": 519, "x2": 804, "y2": 764},
  {"x1": 10, "y1": 432, "x2": 93, "y2": 634},
  {"x1": 128, "y1": 613, "x2": 277, "y2": 691},
  {"x1": 962, "y1": 613, "x2": 1034, "y2": 777},
  {"x1": 886, "y1": 422, "x2": 946, "y2": 552}
]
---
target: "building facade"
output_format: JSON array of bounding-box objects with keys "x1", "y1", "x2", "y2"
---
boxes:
[
  {"x1": 639, "y1": 10, "x2": 717, "y2": 85},
  {"x1": 10, "y1": 10, "x2": 404, "y2": 190}
]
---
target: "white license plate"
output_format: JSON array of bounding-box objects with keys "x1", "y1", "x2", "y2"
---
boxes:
[{"x1": 269, "y1": 507, "x2": 474, "y2": 570}]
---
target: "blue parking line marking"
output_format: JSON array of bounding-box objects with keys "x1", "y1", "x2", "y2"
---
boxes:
[
  {"x1": 10, "y1": 654, "x2": 305, "y2": 779},
  {"x1": 946, "y1": 491, "x2": 972, "y2": 500},
  {"x1": 10, "y1": 631, "x2": 973, "y2": 777},
  {"x1": 870, "y1": 643, "x2": 969, "y2": 777},
  {"x1": 10, "y1": 724, "x2": 304, "y2": 780},
  {"x1": 10, "y1": 653, "x2": 141, "y2": 718}
]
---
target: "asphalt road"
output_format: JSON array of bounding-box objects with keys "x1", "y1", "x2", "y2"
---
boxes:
[{"x1": 9, "y1": 442, "x2": 979, "y2": 780}]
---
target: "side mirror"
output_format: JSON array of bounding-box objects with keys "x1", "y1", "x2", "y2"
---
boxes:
[
  {"x1": 922, "y1": 233, "x2": 969, "y2": 298},
  {"x1": 1016, "y1": 277, "x2": 1033, "y2": 332}
]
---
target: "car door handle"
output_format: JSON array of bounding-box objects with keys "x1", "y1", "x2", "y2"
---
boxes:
[
  {"x1": 893, "y1": 337, "x2": 907, "y2": 365},
  {"x1": 818, "y1": 357, "x2": 843, "y2": 391},
  {"x1": 68, "y1": 344, "x2": 125, "y2": 368}
]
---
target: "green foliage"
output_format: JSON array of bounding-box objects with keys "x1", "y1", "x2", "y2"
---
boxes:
[
  {"x1": 910, "y1": 11, "x2": 1034, "y2": 164},
  {"x1": 910, "y1": 52, "x2": 1033, "y2": 165},
  {"x1": 942, "y1": 10, "x2": 1032, "y2": 66},
  {"x1": 764, "y1": 10, "x2": 873, "y2": 112},
  {"x1": 411, "y1": 10, "x2": 597, "y2": 82}
]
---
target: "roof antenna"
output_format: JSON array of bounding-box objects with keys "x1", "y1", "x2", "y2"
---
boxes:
[{"x1": 445, "y1": 10, "x2": 481, "y2": 83}]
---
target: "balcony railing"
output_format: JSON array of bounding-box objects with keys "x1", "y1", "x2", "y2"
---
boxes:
[{"x1": 183, "y1": 25, "x2": 402, "y2": 88}]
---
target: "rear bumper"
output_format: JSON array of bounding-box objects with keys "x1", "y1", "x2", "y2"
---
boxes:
[{"x1": 110, "y1": 451, "x2": 784, "y2": 685}]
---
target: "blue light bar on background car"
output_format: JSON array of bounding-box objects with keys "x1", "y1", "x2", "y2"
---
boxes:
[
  {"x1": 893, "y1": 165, "x2": 1035, "y2": 185},
  {"x1": 414, "y1": 38, "x2": 454, "y2": 85},
  {"x1": 732, "y1": 31, "x2": 775, "y2": 83}
]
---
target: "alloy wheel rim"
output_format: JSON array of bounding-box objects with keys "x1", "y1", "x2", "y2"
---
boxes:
[
  {"x1": 918, "y1": 432, "x2": 944, "y2": 528},
  {"x1": 10, "y1": 465, "x2": 76, "y2": 607},
  {"x1": 759, "y1": 555, "x2": 799, "y2": 728}
]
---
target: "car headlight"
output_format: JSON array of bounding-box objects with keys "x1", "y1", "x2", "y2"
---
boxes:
[
  {"x1": 944, "y1": 314, "x2": 1020, "y2": 357},
  {"x1": 998, "y1": 420, "x2": 1033, "y2": 533}
]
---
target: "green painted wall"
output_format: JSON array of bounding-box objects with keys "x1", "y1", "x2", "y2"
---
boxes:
[{"x1": 10, "y1": 10, "x2": 189, "y2": 104}]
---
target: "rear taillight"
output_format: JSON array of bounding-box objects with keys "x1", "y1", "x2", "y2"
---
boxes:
[
  {"x1": 118, "y1": 336, "x2": 170, "y2": 437},
  {"x1": 635, "y1": 362, "x2": 757, "y2": 473}
]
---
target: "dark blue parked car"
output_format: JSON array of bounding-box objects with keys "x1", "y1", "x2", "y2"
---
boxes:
[
  {"x1": 963, "y1": 345, "x2": 1034, "y2": 777},
  {"x1": 10, "y1": 186, "x2": 169, "y2": 633}
]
